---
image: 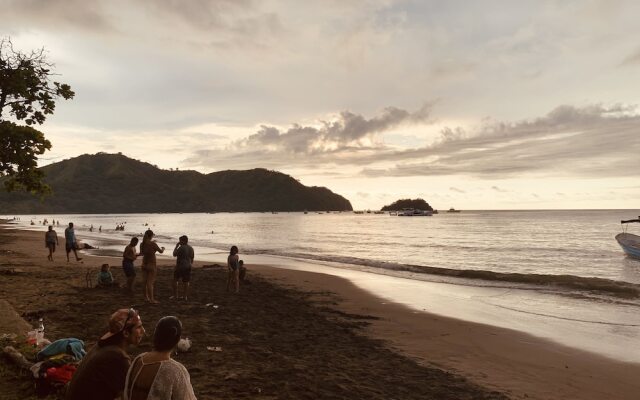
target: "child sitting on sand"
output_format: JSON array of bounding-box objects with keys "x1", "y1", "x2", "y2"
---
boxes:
[{"x1": 96, "y1": 264, "x2": 117, "y2": 287}]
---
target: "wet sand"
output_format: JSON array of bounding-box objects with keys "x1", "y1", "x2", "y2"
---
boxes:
[{"x1": 0, "y1": 223, "x2": 638, "y2": 399}]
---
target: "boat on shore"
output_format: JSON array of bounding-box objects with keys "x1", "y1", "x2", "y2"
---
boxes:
[{"x1": 616, "y1": 216, "x2": 640, "y2": 259}]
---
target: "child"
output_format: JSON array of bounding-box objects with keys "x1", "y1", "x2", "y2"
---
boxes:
[
  {"x1": 239, "y1": 260, "x2": 248, "y2": 283},
  {"x1": 97, "y1": 264, "x2": 117, "y2": 287}
]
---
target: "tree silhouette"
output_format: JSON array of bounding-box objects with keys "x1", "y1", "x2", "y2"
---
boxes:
[{"x1": 0, "y1": 37, "x2": 75, "y2": 194}]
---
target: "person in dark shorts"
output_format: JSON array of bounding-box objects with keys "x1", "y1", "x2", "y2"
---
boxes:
[
  {"x1": 64, "y1": 222, "x2": 83, "y2": 262},
  {"x1": 172, "y1": 235, "x2": 194, "y2": 301},
  {"x1": 122, "y1": 237, "x2": 139, "y2": 295},
  {"x1": 45, "y1": 225, "x2": 59, "y2": 261}
]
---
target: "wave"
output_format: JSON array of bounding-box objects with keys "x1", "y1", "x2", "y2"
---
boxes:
[{"x1": 253, "y1": 250, "x2": 640, "y2": 299}]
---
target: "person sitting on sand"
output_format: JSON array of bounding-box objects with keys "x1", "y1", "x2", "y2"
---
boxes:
[
  {"x1": 97, "y1": 263, "x2": 118, "y2": 287},
  {"x1": 45, "y1": 225, "x2": 59, "y2": 262},
  {"x1": 64, "y1": 222, "x2": 83, "y2": 262},
  {"x1": 140, "y1": 230, "x2": 164, "y2": 304},
  {"x1": 123, "y1": 237, "x2": 139, "y2": 294},
  {"x1": 172, "y1": 235, "x2": 194, "y2": 301},
  {"x1": 226, "y1": 245, "x2": 240, "y2": 293},
  {"x1": 238, "y1": 259, "x2": 248, "y2": 283},
  {"x1": 66, "y1": 308, "x2": 146, "y2": 400},
  {"x1": 123, "y1": 316, "x2": 197, "y2": 400}
]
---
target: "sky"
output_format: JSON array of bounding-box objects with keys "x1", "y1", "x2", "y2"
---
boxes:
[{"x1": 2, "y1": 0, "x2": 640, "y2": 210}]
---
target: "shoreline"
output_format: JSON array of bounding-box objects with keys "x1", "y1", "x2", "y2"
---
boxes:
[{"x1": 0, "y1": 223, "x2": 639, "y2": 399}]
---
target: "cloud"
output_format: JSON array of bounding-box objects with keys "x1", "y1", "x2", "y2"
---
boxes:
[
  {"x1": 359, "y1": 104, "x2": 640, "y2": 179},
  {"x1": 182, "y1": 104, "x2": 432, "y2": 168},
  {"x1": 621, "y1": 49, "x2": 640, "y2": 66},
  {"x1": 491, "y1": 186, "x2": 508, "y2": 193},
  {"x1": 449, "y1": 187, "x2": 465, "y2": 193}
]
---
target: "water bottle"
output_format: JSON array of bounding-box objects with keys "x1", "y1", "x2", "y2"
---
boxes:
[{"x1": 36, "y1": 318, "x2": 45, "y2": 346}]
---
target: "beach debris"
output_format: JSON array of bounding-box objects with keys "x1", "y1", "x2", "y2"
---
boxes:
[
  {"x1": 224, "y1": 372, "x2": 238, "y2": 381},
  {"x1": 176, "y1": 337, "x2": 192, "y2": 353},
  {"x1": 206, "y1": 346, "x2": 223, "y2": 352},
  {"x1": 205, "y1": 303, "x2": 219, "y2": 309}
]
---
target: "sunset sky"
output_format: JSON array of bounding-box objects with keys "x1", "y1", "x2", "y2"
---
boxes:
[{"x1": 3, "y1": 0, "x2": 640, "y2": 210}]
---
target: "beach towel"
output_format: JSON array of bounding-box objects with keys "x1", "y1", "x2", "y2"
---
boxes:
[{"x1": 37, "y1": 338, "x2": 86, "y2": 361}]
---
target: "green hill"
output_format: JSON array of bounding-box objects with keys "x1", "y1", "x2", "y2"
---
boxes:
[
  {"x1": 0, "y1": 153, "x2": 353, "y2": 213},
  {"x1": 380, "y1": 198, "x2": 433, "y2": 212}
]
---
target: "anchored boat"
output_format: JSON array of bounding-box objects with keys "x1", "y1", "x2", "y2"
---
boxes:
[{"x1": 616, "y1": 216, "x2": 640, "y2": 259}]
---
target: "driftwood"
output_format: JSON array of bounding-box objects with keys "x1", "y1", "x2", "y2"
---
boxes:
[{"x1": 2, "y1": 346, "x2": 33, "y2": 371}]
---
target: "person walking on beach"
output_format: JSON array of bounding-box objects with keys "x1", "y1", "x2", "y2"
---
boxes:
[
  {"x1": 172, "y1": 235, "x2": 194, "y2": 301},
  {"x1": 44, "y1": 225, "x2": 59, "y2": 261},
  {"x1": 227, "y1": 245, "x2": 240, "y2": 293},
  {"x1": 123, "y1": 237, "x2": 139, "y2": 295},
  {"x1": 64, "y1": 222, "x2": 83, "y2": 262},
  {"x1": 66, "y1": 308, "x2": 146, "y2": 400},
  {"x1": 123, "y1": 316, "x2": 196, "y2": 400},
  {"x1": 140, "y1": 230, "x2": 164, "y2": 304}
]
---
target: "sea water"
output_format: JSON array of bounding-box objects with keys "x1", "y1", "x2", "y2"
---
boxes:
[{"x1": 5, "y1": 210, "x2": 640, "y2": 361}]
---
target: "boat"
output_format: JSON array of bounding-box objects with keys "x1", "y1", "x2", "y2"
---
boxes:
[
  {"x1": 398, "y1": 208, "x2": 433, "y2": 216},
  {"x1": 616, "y1": 216, "x2": 640, "y2": 259},
  {"x1": 447, "y1": 208, "x2": 461, "y2": 213}
]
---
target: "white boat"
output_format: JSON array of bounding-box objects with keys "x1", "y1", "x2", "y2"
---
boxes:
[
  {"x1": 398, "y1": 208, "x2": 433, "y2": 216},
  {"x1": 616, "y1": 217, "x2": 640, "y2": 259}
]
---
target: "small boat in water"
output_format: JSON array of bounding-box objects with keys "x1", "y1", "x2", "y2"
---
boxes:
[
  {"x1": 398, "y1": 208, "x2": 433, "y2": 216},
  {"x1": 616, "y1": 216, "x2": 640, "y2": 259},
  {"x1": 447, "y1": 208, "x2": 461, "y2": 213}
]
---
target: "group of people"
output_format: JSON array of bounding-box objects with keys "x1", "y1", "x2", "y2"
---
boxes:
[
  {"x1": 45, "y1": 222, "x2": 247, "y2": 299},
  {"x1": 121, "y1": 229, "x2": 196, "y2": 304},
  {"x1": 66, "y1": 309, "x2": 197, "y2": 400},
  {"x1": 122, "y1": 229, "x2": 247, "y2": 302},
  {"x1": 44, "y1": 223, "x2": 83, "y2": 263}
]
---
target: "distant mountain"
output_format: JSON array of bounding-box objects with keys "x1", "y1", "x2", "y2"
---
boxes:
[
  {"x1": 0, "y1": 153, "x2": 353, "y2": 213},
  {"x1": 380, "y1": 198, "x2": 433, "y2": 211}
]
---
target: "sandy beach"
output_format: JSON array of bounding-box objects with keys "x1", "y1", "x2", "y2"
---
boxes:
[{"x1": 1, "y1": 223, "x2": 639, "y2": 399}]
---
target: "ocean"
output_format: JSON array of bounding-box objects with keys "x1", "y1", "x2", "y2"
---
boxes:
[{"x1": 5, "y1": 209, "x2": 640, "y2": 361}]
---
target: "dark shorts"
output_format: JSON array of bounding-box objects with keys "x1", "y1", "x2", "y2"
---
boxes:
[
  {"x1": 122, "y1": 260, "x2": 136, "y2": 277},
  {"x1": 174, "y1": 267, "x2": 191, "y2": 283},
  {"x1": 46, "y1": 241, "x2": 56, "y2": 250},
  {"x1": 65, "y1": 242, "x2": 77, "y2": 252}
]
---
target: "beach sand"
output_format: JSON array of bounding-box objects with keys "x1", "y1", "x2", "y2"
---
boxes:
[{"x1": 0, "y1": 224, "x2": 638, "y2": 399}]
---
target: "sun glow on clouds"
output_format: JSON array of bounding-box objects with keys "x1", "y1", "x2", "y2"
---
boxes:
[{"x1": 4, "y1": 1, "x2": 640, "y2": 209}]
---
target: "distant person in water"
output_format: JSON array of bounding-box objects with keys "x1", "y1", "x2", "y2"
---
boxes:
[
  {"x1": 140, "y1": 230, "x2": 164, "y2": 304},
  {"x1": 64, "y1": 222, "x2": 83, "y2": 262},
  {"x1": 45, "y1": 225, "x2": 59, "y2": 262},
  {"x1": 122, "y1": 237, "x2": 139, "y2": 295},
  {"x1": 172, "y1": 235, "x2": 194, "y2": 301},
  {"x1": 227, "y1": 245, "x2": 240, "y2": 293}
]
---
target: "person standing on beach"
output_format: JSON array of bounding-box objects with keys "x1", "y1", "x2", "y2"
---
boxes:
[
  {"x1": 44, "y1": 225, "x2": 59, "y2": 261},
  {"x1": 64, "y1": 222, "x2": 83, "y2": 262},
  {"x1": 123, "y1": 237, "x2": 139, "y2": 295},
  {"x1": 226, "y1": 245, "x2": 240, "y2": 293},
  {"x1": 66, "y1": 308, "x2": 146, "y2": 400},
  {"x1": 172, "y1": 235, "x2": 194, "y2": 301},
  {"x1": 140, "y1": 230, "x2": 164, "y2": 304}
]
